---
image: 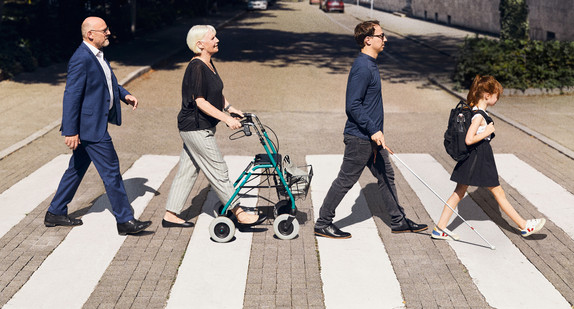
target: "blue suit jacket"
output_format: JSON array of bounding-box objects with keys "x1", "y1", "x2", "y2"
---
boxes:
[{"x1": 61, "y1": 42, "x2": 130, "y2": 142}]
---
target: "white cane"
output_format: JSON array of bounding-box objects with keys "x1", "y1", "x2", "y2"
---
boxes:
[{"x1": 387, "y1": 148, "x2": 496, "y2": 250}]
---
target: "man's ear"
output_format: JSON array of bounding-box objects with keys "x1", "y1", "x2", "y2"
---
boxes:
[{"x1": 364, "y1": 36, "x2": 371, "y2": 46}]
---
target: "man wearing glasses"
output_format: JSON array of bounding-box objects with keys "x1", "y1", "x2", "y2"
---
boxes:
[
  {"x1": 314, "y1": 20, "x2": 428, "y2": 239},
  {"x1": 45, "y1": 17, "x2": 151, "y2": 235}
]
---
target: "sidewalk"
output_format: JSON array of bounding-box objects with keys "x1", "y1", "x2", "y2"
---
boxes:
[{"x1": 0, "y1": 5, "x2": 246, "y2": 159}]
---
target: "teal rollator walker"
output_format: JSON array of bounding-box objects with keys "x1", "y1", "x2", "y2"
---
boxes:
[{"x1": 208, "y1": 113, "x2": 313, "y2": 243}]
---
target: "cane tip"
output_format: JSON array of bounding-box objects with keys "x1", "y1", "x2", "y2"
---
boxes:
[{"x1": 491, "y1": 245, "x2": 496, "y2": 250}]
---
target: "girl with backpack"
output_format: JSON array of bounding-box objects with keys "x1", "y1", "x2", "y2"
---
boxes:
[{"x1": 432, "y1": 75, "x2": 546, "y2": 240}]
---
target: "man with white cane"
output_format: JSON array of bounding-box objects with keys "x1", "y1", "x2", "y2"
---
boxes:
[{"x1": 314, "y1": 20, "x2": 428, "y2": 239}]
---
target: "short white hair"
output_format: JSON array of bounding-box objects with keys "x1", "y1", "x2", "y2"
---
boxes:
[{"x1": 186, "y1": 25, "x2": 216, "y2": 54}]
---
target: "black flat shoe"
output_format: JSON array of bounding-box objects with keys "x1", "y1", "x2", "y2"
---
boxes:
[
  {"x1": 314, "y1": 224, "x2": 351, "y2": 239},
  {"x1": 117, "y1": 219, "x2": 152, "y2": 235},
  {"x1": 44, "y1": 211, "x2": 83, "y2": 227},
  {"x1": 391, "y1": 218, "x2": 428, "y2": 233},
  {"x1": 236, "y1": 214, "x2": 267, "y2": 226},
  {"x1": 162, "y1": 219, "x2": 194, "y2": 228}
]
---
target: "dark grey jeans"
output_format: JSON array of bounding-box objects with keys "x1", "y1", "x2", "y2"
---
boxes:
[{"x1": 315, "y1": 134, "x2": 407, "y2": 229}]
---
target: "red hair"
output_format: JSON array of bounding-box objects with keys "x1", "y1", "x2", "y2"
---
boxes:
[{"x1": 467, "y1": 75, "x2": 503, "y2": 107}]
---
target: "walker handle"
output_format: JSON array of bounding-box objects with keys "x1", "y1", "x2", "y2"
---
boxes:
[{"x1": 230, "y1": 113, "x2": 252, "y2": 137}]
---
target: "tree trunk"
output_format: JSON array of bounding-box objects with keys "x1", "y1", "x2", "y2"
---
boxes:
[{"x1": 0, "y1": 0, "x2": 4, "y2": 28}]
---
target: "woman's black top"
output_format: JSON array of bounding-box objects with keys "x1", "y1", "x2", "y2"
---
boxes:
[{"x1": 178, "y1": 58, "x2": 224, "y2": 131}]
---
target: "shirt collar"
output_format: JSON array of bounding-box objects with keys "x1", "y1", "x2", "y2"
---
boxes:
[
  {"x1": 358, "y1": 52, "x2": 376, "y2": 62},
  {"x1": 83, "y1": 41, "x2": 102, "y2": 57}
]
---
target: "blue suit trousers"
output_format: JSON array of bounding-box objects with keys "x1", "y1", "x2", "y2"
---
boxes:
[{"x1": 48, "y1": 131, "x2": 134, "y2": 224}]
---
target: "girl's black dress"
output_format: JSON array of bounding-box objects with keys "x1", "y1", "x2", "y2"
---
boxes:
[{"x1": 450, "y1": 113, "x2": 500, "y2": 187}]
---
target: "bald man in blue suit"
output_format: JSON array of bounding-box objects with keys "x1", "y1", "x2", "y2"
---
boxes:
[{"x1": 45, "y1": 16, "x2": 151, "y2": 235}]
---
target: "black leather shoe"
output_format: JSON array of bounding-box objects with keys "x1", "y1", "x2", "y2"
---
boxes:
[
  {"x1": 314, "y1": 224, "x2": 351, "y2": 239},
  {"x1": 44, "y1": 211, "x2": 83, "y2": 227},
  {"x1": 236, "y1": 214, "x2": 267, "y2": 226},
  {"x1": 162, "y1": 219, "x2": 194, "y2": 228},
  {"x1": 391, "y1": 218, "x2": 428, "y2": 233},
  {"x1": 117, "y1": 219, "x2": 152, "y2": 235}
]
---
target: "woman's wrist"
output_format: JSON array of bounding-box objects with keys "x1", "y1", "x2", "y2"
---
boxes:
[{"x1": 224, "y1": 104, "x2": 232, "y2": 112}]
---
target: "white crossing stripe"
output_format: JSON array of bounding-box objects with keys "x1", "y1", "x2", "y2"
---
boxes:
[
  {"x1": 306, "y1": 155, "x2": 404, "y2": 309},
  {"x1": 166, "y1": 156, "x2": 256, "y2": 309},
  {"x1": 0, "y1": 154, "x2": 70, "y2": 239},
  {"x1": 495, "y1": 154, "x2": 574, "y2": 240},
  {"x1": 4, "y1": 155, "x2": 179, "y2": 309},
  {"x1": 392, "y1": 153, "x2": 570, "y2": 308}
]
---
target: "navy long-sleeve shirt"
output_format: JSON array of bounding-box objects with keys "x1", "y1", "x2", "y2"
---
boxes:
[{"x1": 343, "y1": 52, "x2": 384, "y2": 141}]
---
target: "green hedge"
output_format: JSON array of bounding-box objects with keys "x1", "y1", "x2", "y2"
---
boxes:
[{"x1": 453, "y1": 37, "x2": 574, "y2": 90}]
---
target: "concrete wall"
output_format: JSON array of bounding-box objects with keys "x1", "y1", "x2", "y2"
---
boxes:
[
  {"x1": 360, "y1": 0, "x2": 574, "y2": 41},
  {"x1": 410, "y1": 0, "x2": 500, "y2": 34},
  {"x1": 528, "y1": 0, "x2": 574, "y2": 41},
  {"x1": 366, "y1": 0, "x2": 407, "y2": 13}
]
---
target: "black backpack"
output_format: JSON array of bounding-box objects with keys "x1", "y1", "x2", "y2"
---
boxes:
[{"x1": 443, "y1": 100, "x2": 494, "y2": 161}]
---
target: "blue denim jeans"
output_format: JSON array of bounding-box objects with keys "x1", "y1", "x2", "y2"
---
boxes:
[{"x1": 315, "y1": 134, "x2": 407, "y2": 229}]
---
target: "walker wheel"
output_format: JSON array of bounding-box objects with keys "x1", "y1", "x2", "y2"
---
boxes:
[
  {"x1": 273, "y1": 214, "x2": 299, "y2": 240},
  {"x1": 209, "y1": 217, "x2": 235, "y2": 243}
]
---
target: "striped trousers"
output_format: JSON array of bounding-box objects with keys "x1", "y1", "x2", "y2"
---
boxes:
[{"x1": 165, "y1": 127, "x2": 239, "y2": 214}]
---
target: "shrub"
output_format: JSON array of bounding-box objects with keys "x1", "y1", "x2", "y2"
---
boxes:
[{"x1": 453, "y1": 37, "x2": 574, "y2": 90}]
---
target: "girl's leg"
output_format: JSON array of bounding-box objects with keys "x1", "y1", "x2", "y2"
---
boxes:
[
  {"x1": 487, "y1": 185, "x2": 526, "y2": 229},
  {"x1": 436, "y1": 183, "x2": 468, "y2": 230}
]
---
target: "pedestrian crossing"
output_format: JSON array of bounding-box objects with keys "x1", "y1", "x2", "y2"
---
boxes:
[
  {"x1": 307, "y1": 155, "x2": 404, "y2": 309},
  {"x1": 4, "y1": 155, "x2": 179, "y2": 309},
  {"x1": 391, "y1": 154, "x2": 570, "y2": 308},
  {"x1": 0, "y1": 154, "x2": 70, "y2": 239},
  {"x1": 495, "y1": 154, "x2": 574, "y2": 240},
  {"x1": 1, "y1": 153, "x2": 573, "y2": 308},
  {"x1": 166, "y1": 156, "x2": 256, "y2": 309}
]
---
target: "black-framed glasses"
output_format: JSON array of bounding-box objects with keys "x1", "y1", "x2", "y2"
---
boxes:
[
  {"x1": 90, "y1": 27, "x2": 110, "y2": 34},
  {"x1": 370, "y1": 33, "x2": 385, "y2": 39}
]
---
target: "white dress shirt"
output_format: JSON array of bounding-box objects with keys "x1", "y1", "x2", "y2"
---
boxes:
[{"x1": 83, "y1": 41, "x2": 114, "y2": 110}]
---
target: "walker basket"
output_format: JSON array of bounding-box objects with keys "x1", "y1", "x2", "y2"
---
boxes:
[{"x1": 277, "y1": 155, "x2": 313, "y2": 199}]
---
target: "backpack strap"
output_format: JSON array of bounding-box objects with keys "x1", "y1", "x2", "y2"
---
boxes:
[
  {"x1": 474, "y1": 109, "x2": 493, "y2": 124},
  {"x1": 473, "y1": 109, "x2": 495, "y2": 139}
]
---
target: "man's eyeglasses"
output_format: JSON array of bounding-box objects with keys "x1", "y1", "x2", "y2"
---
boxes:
[
  {"x1": 91, "y1": 27, "x2": 110, "y2": 34},
  {"x1": 370, "y1": 33, "x2": 385, "y2": 39}
]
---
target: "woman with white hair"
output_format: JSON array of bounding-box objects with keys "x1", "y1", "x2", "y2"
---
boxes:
[{"x1": 162, "y1": 25, "x2": 266, "y2": 228}]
